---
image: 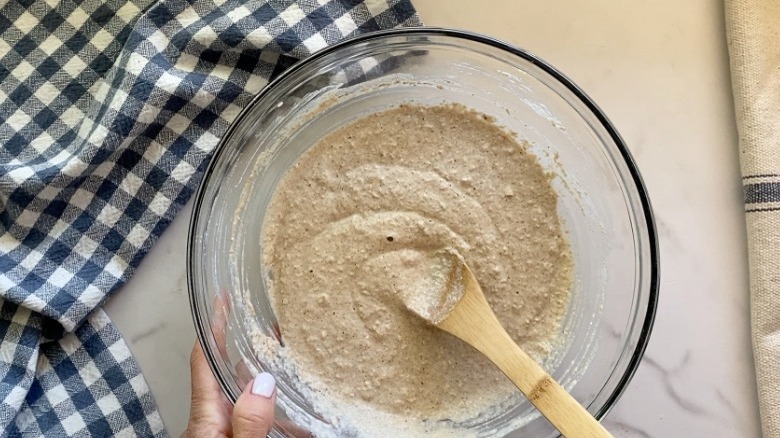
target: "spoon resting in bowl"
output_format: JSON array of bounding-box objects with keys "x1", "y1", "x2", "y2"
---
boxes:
[{"x1": 401, "y1": 248, "x2": 613, "y2": 438}]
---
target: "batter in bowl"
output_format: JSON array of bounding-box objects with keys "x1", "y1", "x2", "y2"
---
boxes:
[{"x1": 258, "y1": 104, "x2": 573, "y2": 436}]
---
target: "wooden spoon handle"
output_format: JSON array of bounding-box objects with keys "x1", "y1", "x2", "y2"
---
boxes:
[
  {"x1": 489, "y1": 327, "x2": 613, "y2": 438},
  {"x1": 435, "y1": 257, "x2": 613, "y2": 437}
]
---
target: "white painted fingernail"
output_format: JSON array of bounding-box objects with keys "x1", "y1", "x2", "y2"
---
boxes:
[{"x1": 251, "y1": 372, "x2": 276, "y2": 398}]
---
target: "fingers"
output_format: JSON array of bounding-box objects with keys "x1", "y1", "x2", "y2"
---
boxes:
[
  {"x1": 235, "y1": 360, "x2": 254, "y2": 387},
  {"x1": 232, "y1": 373, "x2": 277, "y2": 438},
  {"x1": 189, "y1": 342, "x2": 224, "y2": 403},
  {"x1": 188, "y1": 343, "x2": 232, "y2": 435},
  {"x1": 211, "y1": 291, "x2": 231, "y2": 361},
  {"x1": 203, "y1": 292, "x2": 279, "y2": 436}
]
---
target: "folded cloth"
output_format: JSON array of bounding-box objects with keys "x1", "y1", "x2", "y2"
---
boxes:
[
  {"x1": 0, "y1": 0, "x2": 419, "y2": 435},
  {"x1": 725, "y1": 1, "x2": 780, "y2": 436}
]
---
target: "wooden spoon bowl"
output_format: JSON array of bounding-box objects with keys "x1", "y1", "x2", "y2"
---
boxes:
[{"x1": 405, "y1": 249, "x2": 613, "y2": 438}]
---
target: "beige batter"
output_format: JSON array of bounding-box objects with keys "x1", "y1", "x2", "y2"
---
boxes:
[
  {"x1": 259, "y1": 104, "x2": 573, "y2": 435},
  {"x1": 400, "y1": 248, "x2": 467, "y2": 326}
]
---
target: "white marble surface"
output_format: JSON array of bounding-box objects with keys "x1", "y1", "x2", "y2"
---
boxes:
[{"x1": 103, "y1": 1, "x2": 763, "y2": 436}]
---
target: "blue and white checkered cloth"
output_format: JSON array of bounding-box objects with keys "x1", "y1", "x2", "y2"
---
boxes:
[{"x1": 0, "y1": 0, "x2": 419, "y2": 435}]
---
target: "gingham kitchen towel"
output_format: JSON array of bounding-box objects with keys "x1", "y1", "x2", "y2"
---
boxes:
[
  {"x1": 725, "y1": 0, "x2": 780, "y2": 436},
  {"x1": 0, "y1": 0, "x2": 419, "y2": 435}
]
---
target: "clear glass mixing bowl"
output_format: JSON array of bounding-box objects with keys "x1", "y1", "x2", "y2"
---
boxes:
[{"x1": 188, "y1": 28, "x2": 659, "y2": 437}]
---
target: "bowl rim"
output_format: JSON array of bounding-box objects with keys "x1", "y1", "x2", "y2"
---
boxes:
[{"x1": 187, "y1": 26, "x2": 660, "y2": 423}]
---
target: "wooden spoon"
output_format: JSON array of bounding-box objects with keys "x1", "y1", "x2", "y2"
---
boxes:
[{"x1": 403, "y1": 248, "x2": 613, "y2": 438}]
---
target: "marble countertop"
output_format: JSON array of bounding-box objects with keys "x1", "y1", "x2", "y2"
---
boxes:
[{"x1": 103, "y1": 1, "x2": 763, "y2": 436}]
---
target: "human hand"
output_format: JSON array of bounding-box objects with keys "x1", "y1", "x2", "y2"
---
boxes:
[{"x1": 183, "y1": 342, "x2": 276, "y2": 438}]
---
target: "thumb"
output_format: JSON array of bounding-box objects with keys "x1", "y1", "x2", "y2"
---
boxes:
[{"x1": 232, "y1": 372, "x2": 277, "y2": 438}]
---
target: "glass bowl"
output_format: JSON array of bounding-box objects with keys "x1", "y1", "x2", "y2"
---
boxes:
[{"x1": 188, "y1": 28, "x2": 659, "y2": 437}]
